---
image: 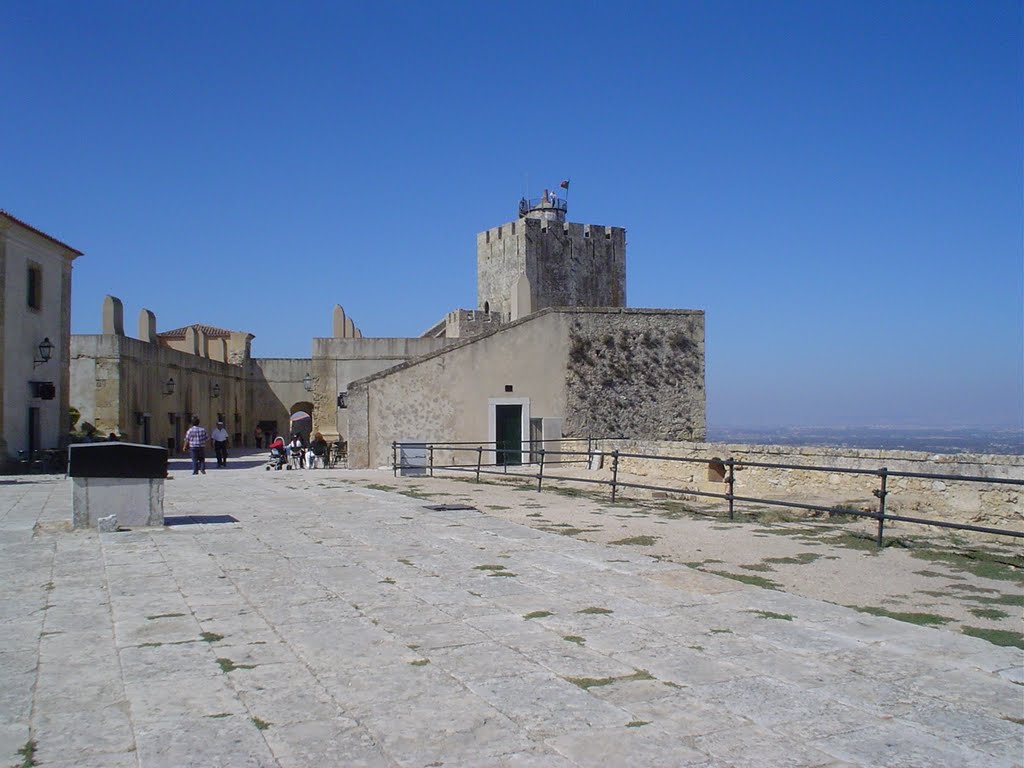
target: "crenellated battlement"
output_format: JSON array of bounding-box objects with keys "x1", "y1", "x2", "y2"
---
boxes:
[{"x1": 477, "y1": 206, "x2": 627, "y2": 320}]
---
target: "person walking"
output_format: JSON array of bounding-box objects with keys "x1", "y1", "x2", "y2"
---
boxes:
[
  {"x1": 212, "y1": 420, "x2": 229, "y2": 467},
  {"x1": 183, "y1": 416, "x2": 209, "y2": 475}
]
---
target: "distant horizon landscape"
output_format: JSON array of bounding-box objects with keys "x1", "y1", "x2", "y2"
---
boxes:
[{"x1": 706, "y1": 424, "x2": 1024, "y2": 456}]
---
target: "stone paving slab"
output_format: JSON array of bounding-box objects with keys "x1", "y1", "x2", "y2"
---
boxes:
[{"x1": 0, "y1": 462, "x2": 1021, "y2": 767}]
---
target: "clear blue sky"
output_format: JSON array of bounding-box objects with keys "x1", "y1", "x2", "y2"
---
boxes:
[{"x1": 3, "y1": 1, "x2": 1021, "y2": 430}]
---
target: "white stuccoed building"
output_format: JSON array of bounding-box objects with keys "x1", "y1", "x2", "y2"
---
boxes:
[{"x1": 0, "y1": 211, "x2": 82, "y2": 463}]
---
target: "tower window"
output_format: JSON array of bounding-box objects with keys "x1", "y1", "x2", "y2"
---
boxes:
[{"x1": 27, "y1": 264, "x2": 42, "y2": 309}]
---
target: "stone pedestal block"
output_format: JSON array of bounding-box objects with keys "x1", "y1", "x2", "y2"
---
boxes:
[
  {"x1": 68, "y1": 442, "x2": 168, "y2": 529},
  {"x1": 71, "y1": 476, "x2": 165, "y2": 528}
]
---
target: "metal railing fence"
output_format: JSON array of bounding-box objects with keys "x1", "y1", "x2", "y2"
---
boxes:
[{"x1": 392, "y1": 440, "x2": 1024, "y2": 545}]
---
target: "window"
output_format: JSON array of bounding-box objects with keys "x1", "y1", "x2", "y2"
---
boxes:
[
  {"x1": 708, "y1": 458, "x2": 727, "y2": 482},
  {"x1": 27, "y1": 264, "x2": 42, "y2": 309}
]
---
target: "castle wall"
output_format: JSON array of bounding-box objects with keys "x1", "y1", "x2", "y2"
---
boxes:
[
  {"x1": 347, "y1": 308, "x2": 707, "y2": 469},
  {"x1": 597, "y1": 439, "x2": 1024, "y2": 531},
  {"x1": 310, "y1": 337, "x2": 453, "y2": 442},
  {"x1": 249, "y1": 358, "x2": 313, "y2": 439},
  {"x1": 564, "y1": 309, "x2": 705, "y2": 441},
  {"x1": 71, "y1": 335, "x2": 248, "y2": 449},
  {"x1": 477, "y1": 219, "x2": 626, "y2": 318},
  {"x1": 348, "y1": 312, "x2": 571, "y2": 468}
]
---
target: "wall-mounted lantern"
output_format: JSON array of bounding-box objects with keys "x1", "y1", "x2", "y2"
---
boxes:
[
  {"x1": 303, "y1": 373, "x2": 313, "y2": 392},
  {"x1": 337, "y1": 391, "x2": 348, "y2": 409},
  {"x1": 33, "y1": 337, "x2": 54, "y2": 368},
  {"x1": 211, "y1": 383, "x2": 221, "y2": 399},
  {"x1": 163, "y1": 377, "x2": 175, "y2": 396}
]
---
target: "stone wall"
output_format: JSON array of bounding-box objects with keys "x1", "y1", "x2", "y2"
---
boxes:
[
  {"x1": 71, "y1": 335, "x2": 248, "y2": 451},
  {"x1": 348, "y1": 312, "x2": 571, "y2": 468},
  {"x1": 597, "y1": 438, "x2": 1024, "y2": 530},
  {"x1": 565, "y1": 309, "x2": 705, "y2": 441},
  {"x1": 248, "y1": 358, "x2": 313, "y2": 440},
  {"x1": 477, "y1": 218, "x2": 626, "y2": 318},
  {"x1": 347, "y1": 308, "x2": 709, "y2": 469},
  {"x1": 309, "y1": 337, "x2": 453, "y2": 442}
]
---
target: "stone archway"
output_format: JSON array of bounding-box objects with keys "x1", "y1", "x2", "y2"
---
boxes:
[{"x1": 289, "y1": 401, "x2": 314, "y2": 442}]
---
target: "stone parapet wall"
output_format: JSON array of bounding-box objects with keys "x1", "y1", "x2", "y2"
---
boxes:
[
  {"x1": 566, "y1": 310, "x2": 705, "y2": 441},
  {"x1": 597, "y1": 439, "x2": 1024, "y2": 530}
]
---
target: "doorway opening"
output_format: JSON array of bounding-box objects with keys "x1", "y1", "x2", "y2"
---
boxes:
[
  {"x1": 495, "y1": 404, "x2": 522, "y2": 466},
  {"x1": 27, "y1": 407, "x2": 40, "y2": 460}
]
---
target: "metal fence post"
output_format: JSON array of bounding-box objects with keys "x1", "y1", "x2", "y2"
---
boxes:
[
  {"x1": 537, "y1": 449, "x2": 545, "y2": 492},
  {"x1": 875, "y1": 468, "x2": 888, "y2": 547},
  {"x1": 611, "y1": 450, "x2": 620, "y2": 503},
  {"x1": 726, "y1": 457, "x2": 735, "y2": 520},
  {"x1": 392, "y1": 442, "x2": 398, "y2": 477},
  {"x1": 476, "y1": 446, "x2": 483, "y2": 483},
  {"x1": 429, "y1": 445, "x2": 434, "y2": 477}
]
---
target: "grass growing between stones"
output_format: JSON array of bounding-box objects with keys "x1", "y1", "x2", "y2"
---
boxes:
[
  {"x1": 967, "y1": 592, "x2": 1024, "y2": 607},
  {"x1": 146, "y1": 612, "x2": 187, "y2": 620},
  {"x1": 17, "y1": 740, "x2": 37, "y2": 768},
  {"x1": 475, "y1": 564, "x2": 506, "y2": 571},
  {"x1": 578, "y1": 607, "x2": 613, "y2": 615},
  {"x1": 217, "y1": 658, "x2": 256, "y2": 673},
  {"x1": 763, "y1": 553, "x2": 822, "y2": 565},
  {"x1": 850, "y1": 606, "x2": 952, "y2": 627},
  {"x1": 251, "y1": 717, "x2": 271, "y2": 731},
  {"x1": 968, "y1": 607, "x2": 1011, "y2": 620},
  {"x1": 705, "y1": 570, "x2": 780, "y2": 589},
  {"x1": 524, "y1": 611, "x2": 553, "y2": 620},
  {"x1": 563, "y1": 635, "x2": 586, "y2": 645},
  {"x1": 609, "y1": 535, "x2": 659, "y2": 546},
  {"x1": 550, "y1": 486, "x2": 587, "y2": 498},
  {"x1": 565, "y1": 670, "x2": 654, "y2": 689},
  {"x1": 364, "y1": 483, "x2": 395, "y2": 492},
  {"x1": 410, "y1": 659, "x2": 430, "y2": 666},
  {"x1": 397, "y1": 558, "x2": 413, "y2": 566},
  {"x1": 200, "y1": 632, "x2": 224, "y2": 643},
  {"x1": 541, "y1": 526, "x2": 591, "y2": 537},
  {"x1": 909, "y1": 547, "x2": 1024, "y2": 583},
  {"x1": 960, "y1": 626, "x2": 1024, "y2": 649},
  {"x1": 626, "y1": 720, "x2": 651, "y2": 727},
  {"x1": 206, "y1": 713, "x2": 232, "y2": 719},
  {"x1": 749, "y1": 610, "x2": 794, "y2": 621},
  {"x1": 489, "y1": 571, "x2": 518, "y2": 577}
]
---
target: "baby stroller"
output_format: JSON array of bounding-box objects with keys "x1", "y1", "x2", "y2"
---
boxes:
[{"x1": 265, "y1": 436, "x2": 288, "y2": 471}]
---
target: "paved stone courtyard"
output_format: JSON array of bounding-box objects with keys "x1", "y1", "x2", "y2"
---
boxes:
[{"x1": 2, "y1": 453, "x2": 1021, "y2": 767}]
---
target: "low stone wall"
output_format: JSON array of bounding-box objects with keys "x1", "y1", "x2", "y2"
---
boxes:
[{"x1": 596, "y1": 439, "x2": 1024, "y2": 530}]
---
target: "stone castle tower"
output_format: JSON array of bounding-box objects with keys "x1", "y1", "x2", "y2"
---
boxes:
[{"x1": 476, "y1": 192, "x2": 626, "y2": 320}]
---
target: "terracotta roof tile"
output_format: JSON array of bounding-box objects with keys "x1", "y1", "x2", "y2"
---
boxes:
[
  {"x1": 158, "y1": 324, "x2": 235, "y2": 339},
  {"x1": 0, "y1": 210, "x2": 83, "y2": 256}
]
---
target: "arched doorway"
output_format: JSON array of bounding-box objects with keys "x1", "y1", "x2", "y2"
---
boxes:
[{"x1": 289, "y1": 401, "x2": 313, "y2": 442}]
